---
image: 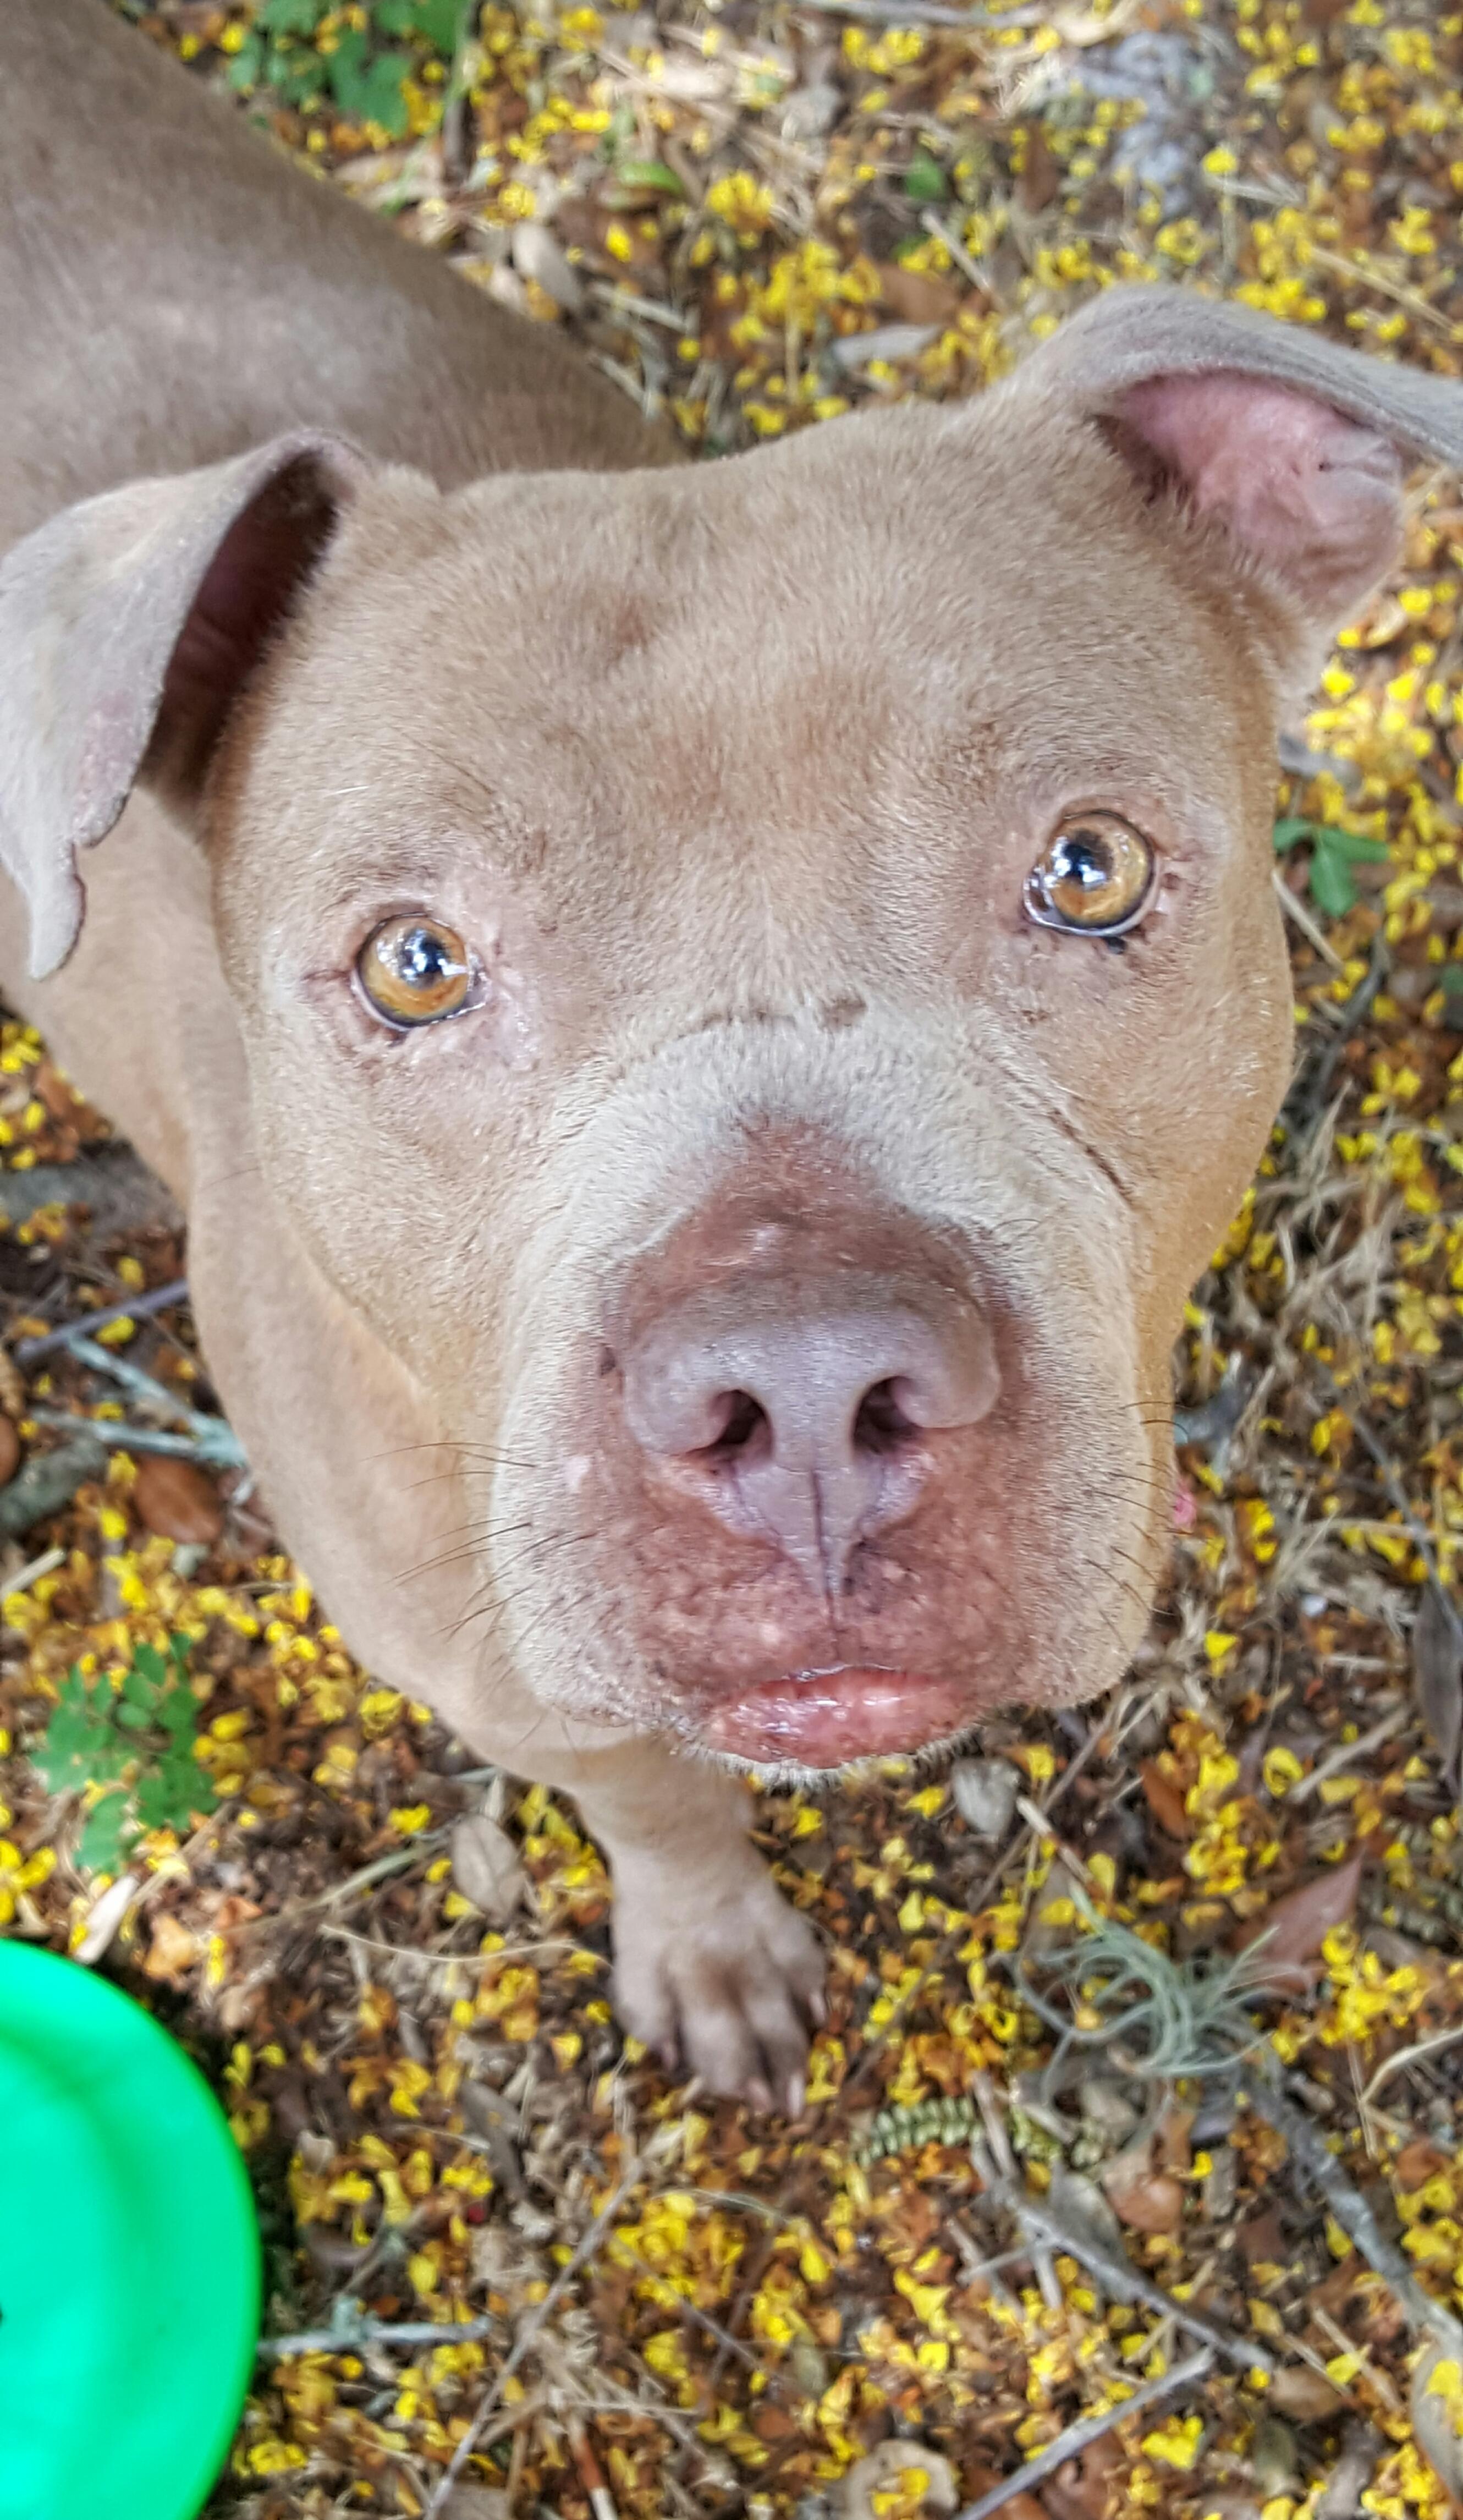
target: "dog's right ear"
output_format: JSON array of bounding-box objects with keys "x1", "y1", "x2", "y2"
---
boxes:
[{"x1": 0, "y1": 432, "x2": 365, "y2": 979}]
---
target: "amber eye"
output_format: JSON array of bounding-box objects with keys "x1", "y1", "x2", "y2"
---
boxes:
[
  {"x1": 357, "y1": 916, "x2": 474, "y2": 1025},
  {"x1": 1024, "y1": 812, "x2": 1156, "y2": 938}
]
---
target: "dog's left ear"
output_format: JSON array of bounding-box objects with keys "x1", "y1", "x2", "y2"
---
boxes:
[{"x1": 1022, "y1": 285, "x2": 1463, "y2": 652}]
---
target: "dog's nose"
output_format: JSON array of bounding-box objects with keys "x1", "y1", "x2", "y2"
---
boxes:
[{"x1": 620, "y1": 1278, "x2": 998, "y2": 1595}]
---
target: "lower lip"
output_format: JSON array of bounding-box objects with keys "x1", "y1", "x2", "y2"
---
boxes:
[{"x1": 706, "y1": 1667, "x2": 967, "y2": 1766}]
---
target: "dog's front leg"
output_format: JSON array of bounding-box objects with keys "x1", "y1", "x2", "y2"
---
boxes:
[{"x1": 550, "y1": 1743, "x2": 826, "y2": 2112}]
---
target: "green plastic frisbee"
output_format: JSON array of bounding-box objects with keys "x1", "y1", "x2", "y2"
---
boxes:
[{"x1": 0, "y1": 1939, "x2": 260, "y2": 2520}]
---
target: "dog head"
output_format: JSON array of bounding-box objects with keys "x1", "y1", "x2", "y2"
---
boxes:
[{"x1": 4, "y1": 288, "x2": 1458, "y2": 1772}]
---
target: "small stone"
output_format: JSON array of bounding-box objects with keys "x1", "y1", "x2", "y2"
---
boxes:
[
  {"x1": 133, "y1": 1453, "x2": 224, "y2": 1545},
  {"x1": 1048, "y1": 2164, "x2": 1125, "y2": 2255},
  {"x1": 789, "y1": 2335, "x2": 829, "y2": 2397},
  {"x1": 0, "y1": 1413, "x2": 20, "y2": 1486},
  {"x1": 1077, "y1": 2076, "x2": 1139, "y2": 2149},
  {"x1": 952, "y1": 1756, "x2": 1020, "y2": 1842},
  {"x1": 509, "y1": 220, "x2": 585, "y2": 314},
  {"x1": 1200, "y1": 2144, "x2": 1238, "y2": 2222},
  {"x1": 1250, "y1": 2414, "x2": 1299, "y2": 2497}
]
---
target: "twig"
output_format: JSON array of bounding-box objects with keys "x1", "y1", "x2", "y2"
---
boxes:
[
  {"x1": 45, "y1": 1333, "x2": 245, "y2": 1469},
  {"x1": 14, "y1": 1277, "x2": 189, "y2": 1363},
  {"x1": 0, "y1": 1435, "x2": 107, "y2": 1538},
  {"x1": 1306, "y1": 242, "x2": 1454, "y2": 334},
  {"x1": 420, "y1": 2161, "x2": 638, "y2": 2520},
  {"x1": 919, "y1": 207, "x2": 989, "y2": 288},
  {"x1": 1289, "y1": 933, "x2": 1390, "y2": 1134},
  {"x1": 1273, "y1": 867, "x2": 1346, "y2": 973},
  {"x1": 1288, "y1": 1704, "x2": 1412, "y2": 1805},
  {"x1": 952, "y1": 2349, "x2": 1216, "y2": 2520},
  {"x1": 615, "y1": 2237, "x2": 785, "y2": 2384},
  {"x1": 1248, "y1": 2078, "x2": 1463, "y2": 2351},
  {"x1": 568, "y1": 2412, "x2": 619, "y2": 2520},
  {"x1": 2, "y1": 1544, "x2": 64, "y2": 1594},
  {"x1": 228, "y1": 1830, "x2": 454, "y2": 1936},
  {"x1": 1312, "y1": 2304, "x2": 1402, "y2": 2415},
  {"x1": 1362, "y1": 2024, "x2": 1463, "y2": 2107},
  {"x1": 260, "y1": 2312, "x2": 497, "y2": 2359},
  {"x1": 320, "y1": 1921, "x2": 595, "y2": 1970},
  {"x1": 974, "y1": 2170, "x2": 1271, "y2": 2375},
  {"x1": 793, "y1": 0, "x2": 1013, "y2": 23},
  {"x1": 1308, "y1": 1368, "x2": 1462, "y2": 1634}
]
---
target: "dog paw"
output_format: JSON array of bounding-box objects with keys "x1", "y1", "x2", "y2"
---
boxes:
[{"x1": 612, "y1": 1854, "x2": 825, "y2": 2113}]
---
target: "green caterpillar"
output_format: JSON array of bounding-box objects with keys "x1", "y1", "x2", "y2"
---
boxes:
[{"x1": 857, "y1": 2096, "x2": 979, "y2": 2162}]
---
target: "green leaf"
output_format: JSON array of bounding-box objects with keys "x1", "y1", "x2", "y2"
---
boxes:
[
  {"x1": 328, "y1": 32, "x2": 412, "y2": 135},
  {"x1": 904, "y1": 153, "x2": 947, "y2": 203},
  {"x1": 602, "y1": 101, "x2": 636, "y2": 158},
  {"x1": 1274, "y1": 815, "x2": 1389, "y2": 864},
  {"x1": 257, "y1": 0, "x2": 328, "y2": 30},
  {"x1": 1308, "y1": 841, "x2": 1358, "y2": 920},
  {"x1": 614, "y1": 158, "x2": 686, "y2": 198},
  {"x1": 1318, "y1": 827, "x2": 1389, "y2": 861},
  {"x1": 158, "y1": 1689, "x2": 199, "y2": 1744},
  {"x1": 79, "y1": 1796, "x2": 135, "y2": 1876},
  {"x1": 226, "y1": 32, "x2": 264, "y2": 88},
  {"x1": 33, "y1": 1667, "x2": 131, "y2": 1793},
  {"x1": 411, "y1": 0, "x2": 467, "y2": 53}
]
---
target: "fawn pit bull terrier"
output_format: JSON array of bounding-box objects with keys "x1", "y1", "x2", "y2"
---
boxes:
[{"x1": 4, "y1": 0, "x2": 1463, "y2": 2108}]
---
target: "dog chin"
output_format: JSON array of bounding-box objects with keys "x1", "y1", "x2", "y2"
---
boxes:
[
  {"x1": 622, "y1": 1663, "x2": 983, "y2": 1777},
  {"x1": 690, "y1": 1712, "x2": 987, "y2": 1794}
]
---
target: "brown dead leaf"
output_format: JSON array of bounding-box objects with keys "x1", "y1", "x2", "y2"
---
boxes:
[
  {"x1": 875, "y1": 262, "x2": 961, "y2": 327},
  {"x1": 1140, "y1": 1759, "x2": 1191, "y2": 1839},
  {"x1": 1396, "y1": 2138, "x2": 1451, "y2": 2191},
  {"x1": 450, "y1": 1811, "x2": 528, "y2": 1921},
  {"x1": 1238, "y1": 1849, "x2": 1363, "y2": 1991},
  {"x1": 960, "y1": 2472, "x2": 1043, "y2": 2520},
  {"x1": 1236, "y1": 2206, "x2": 1286, "y2": 2266},
  {"x1": 1268, "y1": 2365, "x2": 1346, "y2": 2422},
  {"x1": 1101, "y1": 2149, "x2": 1185, "y2": 2233},
  {"x1": 1016, "y1": 124, "x2": 1060, "y2": 213},
  {"x1": 0, "y1": 1414, "x2": 20, "y2": 1487},
  {"x1": 1037, "y1": 2434, "x2": 1125, "y2": 2520},
  {"x1": 1157, "y1": 2104, "x2": 1194, "y2": 2174},
  {"x1": 142, "y1": 1911, "x2": 200, "y2": 1983},
  {"x1": 1414, "y1": 1583, "x2": 1463, "y2": 1788},
  {"x1": 133, "y1": 1453, "x2": 224, "y2": 1546}
]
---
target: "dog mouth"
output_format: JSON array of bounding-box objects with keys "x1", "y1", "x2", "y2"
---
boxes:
[{"x1": 703, "y1": 1663, "x2": 969, "y2": 1767}]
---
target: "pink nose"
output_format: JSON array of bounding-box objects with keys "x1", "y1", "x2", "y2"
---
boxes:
[{"x1": 620, "y1": 1275, "x2": 998, "y2": 1596}]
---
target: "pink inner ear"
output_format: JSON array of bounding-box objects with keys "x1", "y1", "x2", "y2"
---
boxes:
[{"x1": 1118, "y1": 372, "x2": 1404, "y2": 620}]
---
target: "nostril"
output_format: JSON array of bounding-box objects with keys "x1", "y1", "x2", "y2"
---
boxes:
[
  {"x1": 853, "y1": 1376, "x2": 922, "y2": 1456},
  {"x1": 696, "y1": 1390, "x2": 771, "y2": 1464}
]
